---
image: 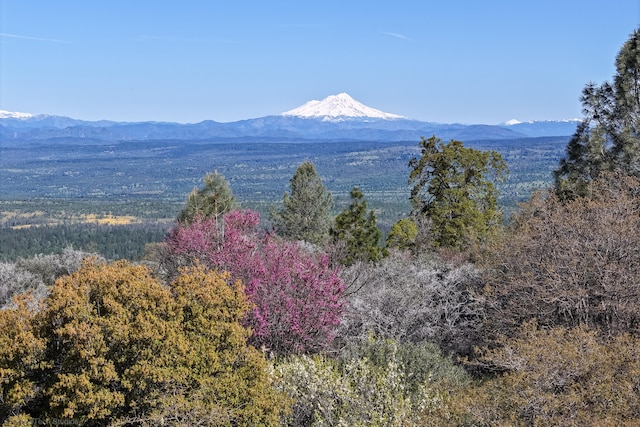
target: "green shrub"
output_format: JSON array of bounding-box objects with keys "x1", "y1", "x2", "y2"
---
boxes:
[{"x1": 272, "y1": 337, "x2": 470, "y2": 426}]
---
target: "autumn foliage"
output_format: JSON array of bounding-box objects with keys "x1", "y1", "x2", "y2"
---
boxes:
[{"x1": 163, "y1": 209, "x2": 345, "y2": 355}]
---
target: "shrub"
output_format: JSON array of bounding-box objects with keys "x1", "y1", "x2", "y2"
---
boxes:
[
  {"x1": 15, "y1": 247, "x2": 101, "y2": 286},
  {"x1": 340, "y1": 336, "x2": 471, "y2": 400},
  {"x1": 0, "y1": 261, "x2": 286, "y2": 425},
  {"x1": 482, "y1": 172, "x2": 640, "y2": 339},
  {"x1": 273, "y1": 337, "x2": 470, "y2": 427},
  {"x1": 0, "y1": 263, "x2": 42, "y2": 308},
  {"x1": 0, "y1": 248, "x2": 101, "y2": 309},
  {"x1": 450, "y1": 322, "x2": 640, "y2": 426},
  {"x1": 272, "y1": 352, "x2": 412, "y2": 426},
  {"x1": 337, "y1": 251, "x2": 483, "y2": 355},
  {"x1": 163, "y1": 209, "x2": 345, "y2": 355}
]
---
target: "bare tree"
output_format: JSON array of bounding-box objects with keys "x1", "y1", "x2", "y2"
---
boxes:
[
  {"x1": 336, "y1": 250, "x2": 484, "y2": 355},
  {"x1": 483, "y1": 171, "x2": 640, "y2": 339},
  {"x1": 1, "y1": 247, "x2": 102, "y2": 308}
]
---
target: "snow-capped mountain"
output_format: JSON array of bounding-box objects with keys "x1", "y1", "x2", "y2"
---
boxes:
[
  {"x1": 503, "y1": 119, "x2": 522, "y2": 126},
  {"x1": 0, "y1": 96, "x2": 579, "y2": 144},
  {"x1": 501, "y1": 118, "x2": 581, "y2": 137},
  {"x1": 502, "y1": 118, "x2": 581, "y2": 126},
  {"x1": 281, "y1": 93, "x2": 406, "y2": 121}
]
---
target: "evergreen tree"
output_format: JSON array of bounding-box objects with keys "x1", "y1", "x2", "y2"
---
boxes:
[
  {"x1": 555, "y1": 29, "x2": 640, "y2": 198},
  {"x1": 408, "y1": 136, "x2": 507, "y2": 249},
  {"x1": 611, "y1": 29, "x2": 640, "y2": 172},
  {"x1": 330, "y1": 187, "x2": 385, "y2": 266},
  {"x1": 270, "y1": 161, "x2": 333, "y2": 245},
  {"x1": 177, "y1": 171, "x2": 238, "y2": 224},
  {"x1": 554, "y1": 120, "x2": 610, "y2": 199}
]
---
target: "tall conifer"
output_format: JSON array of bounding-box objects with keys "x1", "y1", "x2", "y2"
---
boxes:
[
  {"x1": 555, "y1": 29, "x2": 640, "y2": 198},
  {"x1": 270, "y1": 161, "x2": 333, "y2": 245},
  {"x1": 177, "y1": 171, "x2": 238, "y2": 224},
  {"x1": 331, "y1": 187, "x2": 384, "y2": 265}
]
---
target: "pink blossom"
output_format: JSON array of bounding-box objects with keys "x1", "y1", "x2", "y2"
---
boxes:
[{"x1": 164, "y1": 209, "x2": 345, "y2": 354}]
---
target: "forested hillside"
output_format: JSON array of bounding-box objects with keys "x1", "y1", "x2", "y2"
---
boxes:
[{"x1": 0, "y1": 135, "x2": 567, "y2": 261}]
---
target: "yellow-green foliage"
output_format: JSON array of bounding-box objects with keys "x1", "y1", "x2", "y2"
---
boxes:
[
  {"x1": 272, "y1": 353, "x2": 413, "y2": 427},
  {"x1": 0, "y1": 261, "x2": 286, "y2": 426},
  {"x1": 0, "y1": 296, "x2": 47, "y2": 423},
  {"x1": 272, "y1": 338, "x2": 471, "y2": 427},
  {"x1": 385, "y1": 218, "x2": 418, "y2": 251}
]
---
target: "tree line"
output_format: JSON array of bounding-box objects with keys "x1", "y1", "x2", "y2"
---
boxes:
[{"x1": 0, "y1": 222, "x2": 168, "y2": 262}]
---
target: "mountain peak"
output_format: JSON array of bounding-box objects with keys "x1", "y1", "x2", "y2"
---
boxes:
[
  {"x1": 503, "y1": 118, "x2": 521, "y2": 125},
  {"x1": 281, "y1": 93, "x2": 406, "y2": 120}
]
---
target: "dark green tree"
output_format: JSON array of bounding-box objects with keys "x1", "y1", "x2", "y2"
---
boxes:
[
  {"x1": 177, "y1": 171, "x2": 238, "y2": 224},
  {"x1": 408, "y1": 136, "x2": 507, "y2": 249},
  {"x1": 270, "y1": 161, "x2": 333, "y2": 245},
  {"x1": 555, "y1": 29, "x2": 640, "y2": 198},
  {"x1": 330, "y1": 187, "x2": 385, "y2": 266},
  {"x1": 554, "y1": 119, "x2": 610, "y2": 199},
  {"x1": 610, "y1": 29, "x2": 640, "y2": 171}
]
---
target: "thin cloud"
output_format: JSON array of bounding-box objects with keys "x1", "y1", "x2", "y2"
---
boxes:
[
  {"x1": 0, "y1": 32, "x2": 70, "y2": 44},
  {"x1": 383, "y1": 32, "x2": 409, "y2": 41}
]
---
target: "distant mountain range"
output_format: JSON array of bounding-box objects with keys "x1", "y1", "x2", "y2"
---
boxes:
[{"x1": 0, "y1": 94, "x2": 581, "y2": 143}]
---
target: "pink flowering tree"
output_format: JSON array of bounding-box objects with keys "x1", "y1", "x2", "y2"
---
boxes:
[{"x1": 163, "y1": 209, "x2": 345, "y2": 355}]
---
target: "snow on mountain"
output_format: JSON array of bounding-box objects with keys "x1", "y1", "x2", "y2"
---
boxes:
[
  {"x1": 281, "y1": 93, "x2": 406, "y2": 120},
  {"x1": 499, "y1": 118, "x2": 581, "y2": 137},
  {"x1": 503, "y1": 119, "x2": 522, "y2": 125},
  {"x1": 0, "y1": 110, "x2": 34, "y2": 119},
  {"x1": 502, "y1": 118, "x2": 581, "y2": 126}
]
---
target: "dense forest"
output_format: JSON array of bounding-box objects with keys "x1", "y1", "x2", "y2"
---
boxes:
[
  {"x1": 3, "y1": 29, "x2": 640, "y2": 427},
  {"x1": 0, "y1": 222, "x2": 168, "y2": 262},
  {"x1": 0, "y1": 132, "x2": 568, "y2": 262}
]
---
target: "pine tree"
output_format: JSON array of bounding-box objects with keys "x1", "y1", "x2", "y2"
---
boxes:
[
  {"x1": 177, "y1": 171, "x2": 238, "y2": 224},
  {"x1": 330, "y1": 187, "x2": 385, "y2": 266},
  {"x1": 270, "y1": 161, "x2": 333, "y2": 245},
  {"x1": 554, "y1": 120, "x2": 610, "y2": 199},
  {"x1": 611, "y1": 29, "x2": 640, "y2": 172},
  {"x1": 408, "y1": 136, "x2": 507, "y2": 249},
  {"x1": 555, "y1": 29, "x2": 640, "y2": 198}
]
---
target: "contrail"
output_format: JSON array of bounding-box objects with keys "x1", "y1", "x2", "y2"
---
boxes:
[{"x1": 0, "y1": 33, "x2": 70, "y2": 44}]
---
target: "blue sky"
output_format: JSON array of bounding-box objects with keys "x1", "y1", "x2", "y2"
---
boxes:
[{"x1": 1, "y1": 1, "x2": 639, "y2": 124}]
